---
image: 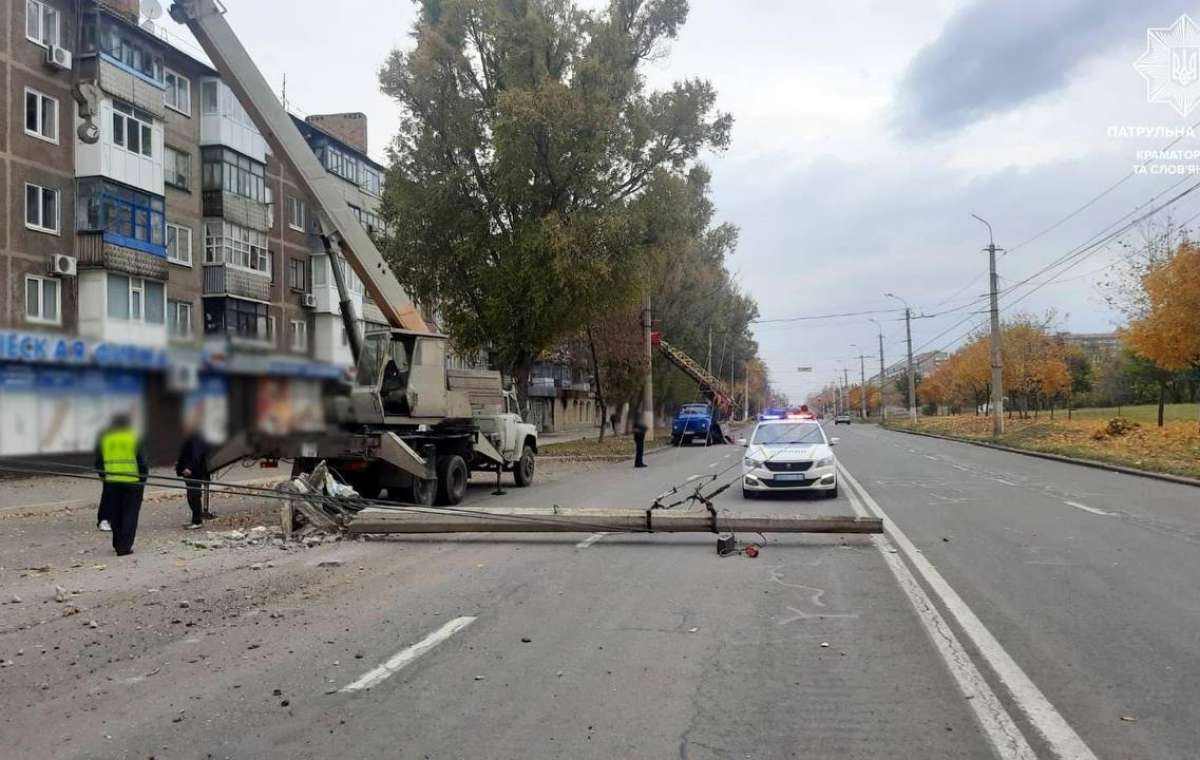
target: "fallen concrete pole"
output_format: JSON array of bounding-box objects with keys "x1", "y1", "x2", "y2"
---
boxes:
[{"x1": 346, "y1": 507, "x2": 882, "y2": 535}]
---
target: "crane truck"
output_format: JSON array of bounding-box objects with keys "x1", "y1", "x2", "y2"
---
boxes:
[
  {"x1": 164, "y1": 0, "x2": 537, "y2": 506},
  {"x1": 651, "y1": 333, "x2": 737, "y2": 444}
]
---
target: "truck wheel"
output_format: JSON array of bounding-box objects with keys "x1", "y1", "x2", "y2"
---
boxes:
[
  {"x1": 436, "y1": 455, "x2": 469, "y2": 506},
  {"x1": 513, "y1": 445, "x2": 535, "y2": 487},
  {"x1": 405, "y1": 477, "x2": 435, "y2": 506}
]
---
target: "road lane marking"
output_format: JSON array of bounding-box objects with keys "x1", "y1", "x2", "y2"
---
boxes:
[
  {"x1": 1064, "y1": 501, "x2": 1112, "y2": 516},
  {"x1": 838, "y1": 462, "x2": 1097, "y2": 760},
  {"x1": 340, "y1": 617, "x2": 476, "y2": 693},
  {"x1": 576, "y1": 532, "x2": 608, "y2": 548},
  {"x1": 925, "y1": 455, "x2": 939, "y2": 461},
  {"x1": 992, "y1": 478, "x2": 1018, "y2": 486}
]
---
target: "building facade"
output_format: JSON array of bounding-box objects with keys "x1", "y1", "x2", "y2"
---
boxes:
[{"x1": 0, "y1": 0, "x2": 386, "y2": 462}]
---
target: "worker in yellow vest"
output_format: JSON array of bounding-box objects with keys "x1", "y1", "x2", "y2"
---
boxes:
[{"x1": 93, "y1": 414, "x2": 148, "y2": 556}]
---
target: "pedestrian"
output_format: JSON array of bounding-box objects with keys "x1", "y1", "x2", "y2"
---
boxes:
[
  {"x1": 175, "y1": 424, "x2": 211, "y2": 529},
  {"x1": 632, "y1": 409, "x2": 648, "y2": 469},
  {"x1": 93, "y1": 414, "x2": 147, "y2": 556}
]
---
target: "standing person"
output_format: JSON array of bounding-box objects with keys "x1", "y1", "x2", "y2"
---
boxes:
[
  {"x1": 632, "y1": 408, "x2": 648, "y2": 468},
  {"x1": 94, "y1": 414, "x2": 148, "y2": 556},
  {"x1": 175, "y1": 425, "x2": 211, "y2": 529}
]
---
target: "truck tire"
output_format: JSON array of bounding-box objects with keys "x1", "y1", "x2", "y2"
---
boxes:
[
  {"x1": 436, "y1": 455, "x2": 469, "y2": 506},
  {"x1": 513, "y1": 445, "x2": 535, "y2": 487},
  {"x1": 400, "y1": 476, "x2": 435, "y2": 506}
]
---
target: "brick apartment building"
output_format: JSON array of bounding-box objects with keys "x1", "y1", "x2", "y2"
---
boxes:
[{"x1": 0, "y1": 0, "x2": 389, "y2": 462}]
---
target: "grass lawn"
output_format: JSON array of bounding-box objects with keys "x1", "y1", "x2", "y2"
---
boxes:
[
  {"x1": 888, "y1": 414, "x2": 1200, "y2": 480},
  {"x1": 1067, "y1": 403, "x2": 1199, "y2": 424},
  {"x1": 541, "y1": 428, "x2": 671, "y2": 458}
]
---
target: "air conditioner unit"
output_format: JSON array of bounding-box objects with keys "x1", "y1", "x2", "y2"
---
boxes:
[
  {"x1": 302, "y1": 293, "x2": 317, "y2": 308},
  {"x1": 45, "y1": 45, "x2": 72, "y2": 71},
  {"x1": 48, "y1": 254, "x2": 77, "y2": 277}
]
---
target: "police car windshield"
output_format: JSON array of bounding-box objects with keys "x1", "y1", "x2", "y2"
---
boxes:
[{"x1": 752, "y1": 422, "x2": 825, "y2": 446}]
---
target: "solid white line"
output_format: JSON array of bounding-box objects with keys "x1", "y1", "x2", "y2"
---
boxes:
[
  {"x1": 340, "y1": 616, "x2": 476, "y2": 693},
  {"x1": 576, "y1": 532, "x2": 607, "y2": 548},
  {"x1": 993, "y1": 478, "x2": 1018, "y2": 487},
  {"x1": 838, "y1": 463, "x2": 1098, "y2": 760},
  {"x1": 1064, "y1": 501, "x2": 1111, "y2": 516},
  {"x1": 841, "y1": 472, "x2": 1036, "y2": 759}
]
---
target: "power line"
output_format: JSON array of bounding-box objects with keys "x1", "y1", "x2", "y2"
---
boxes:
[{"x1": 751, "y1": 307, "x2": 903, "y2": 325}]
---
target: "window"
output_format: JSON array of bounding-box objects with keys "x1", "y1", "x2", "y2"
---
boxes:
[
  {"x1": 81, "y1": 14, "x2": 163, "y2": 82},
  {"x1": 203, "y1": 297, "x2": 271, "y2": 341},
  {"x1": 201, "y1": 80, "x2": 219, "y2": 114},
  {"x1": 286, "y1": 196, "x2": 305, "y2": 230},
  {"x1": 312, "y1": 257, "x2": 327, "y2": 286},
  {"x1": 164, "y1": 69, "x2": 191, "y2": 115},
  {"x1": 112, "y1": 100, "x2": 154, "y2": 158},
  {"x1": 168, "y1": 300, "x2": 193, "y2": 338},
  {"x1": 24, "y1": 88, "x2": 58, "y2": 143},
  {"x1": 287, "y1": 258, "x2": 306, "y2": 291},
  {"x1": 26, "y1": 0, "x2": 60, "y2": 47},
  {"x1": 106, "y1": 274, "x2": 164, "y2": 324},
  {"x1": 165, "y1": 146, "x2": 191, "y2": 190},
  {"x1": 24, "y1": 275, "x2": 60, "y2": 325},
  {"x1": 77, "y1": 178, "x2": 166, "y2": 253},
  {"x1": 166, "y1": 223, "x2": 192, "y2": 266},
  {"x1": 266, "y1": 316, "x2": 276, "y2": 343},
  {"x1": 201, "y1": 147, "x2": 266, "y2": 203},
  {"x1": 361, "y1": 165, "x2": 382, "y2": 196},
  {"x1": 25, "y1": 183, "x2": 59, "y2": 234},
  {"x1": 323, "y1": 143, "x2": 358, "y2": 182},
  {"x1": 290, "y1": 320, "x2": 308, "y2": 352},
  {"x1": 204, "y1": 220, "x2": 270, "y2": 275}
]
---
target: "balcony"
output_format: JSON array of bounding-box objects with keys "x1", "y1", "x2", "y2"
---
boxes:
[
  {"x1": 202, "y1": 264, "x2": 272, "y2": 302},
  {"x1": 76, "y1": 231, "x2": 169, "y2": 280},
  {"x1": 76, "y1": 55, "x2": 166, "y2": 120},
  {"x1": 202, "y1": 191, "x2": 271, "y2": 231}
]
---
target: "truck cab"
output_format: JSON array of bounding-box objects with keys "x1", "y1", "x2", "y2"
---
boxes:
[{"x1": 672, "y1": 402, "x2": 718, "y2": 446}]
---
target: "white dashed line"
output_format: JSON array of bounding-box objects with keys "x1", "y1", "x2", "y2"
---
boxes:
[
  {"x1": 575, "y1": 532, "x2": 608, "y2": 548},
  {"x1": 340, "y1": 617, "x2": 476, "y2": 693},
  {"x1": 1065, "y1": 501, "x2": 1112, "y2": 516},
  {"x1": 992, "y1": 478, "x2": 1018, "y2": 487}
]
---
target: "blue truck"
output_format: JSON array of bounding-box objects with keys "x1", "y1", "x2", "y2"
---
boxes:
[{"x1": 671, "y1": 402, "x2": 719, "y2": 446}]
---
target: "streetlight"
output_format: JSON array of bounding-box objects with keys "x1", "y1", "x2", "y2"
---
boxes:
[
  {"x1": 868, "y1": 317, "x2": 886, "y2": 421},
  {"x1": 972, "y1": 214, "x2": 1004, "y2": 436},
  {"x1": 885, "y1": 293, "x2": 917, "y2": 423}
]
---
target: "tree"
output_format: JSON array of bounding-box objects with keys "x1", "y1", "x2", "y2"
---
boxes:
[
  {"x1": 1124, "y1": 242, "x2": 1200, "y2": 426},
  {"x1": 377, "y1": 0, "x2": 732, "y2": 402}
]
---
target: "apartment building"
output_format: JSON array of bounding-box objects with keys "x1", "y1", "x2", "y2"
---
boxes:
[{"x1": 0, "y1": 0, "x2": 387, "y2": 462}]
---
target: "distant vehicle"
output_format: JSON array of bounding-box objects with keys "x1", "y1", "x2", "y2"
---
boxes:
[
  {"x1": 738, "y1": 419, "x2": 839, "y2": 499},
  {"x1": 759, "y1": 407, "x2": 787, "y2": 421},
  {"x1": 671, "y1": 403, "x2": 719, "y2": 446},
  {"x1": 834, "y1": 413, "x2": 852, "y2": 425},
  {"x1": 787, "y1": 405, "x2": 816, "y2": 420}
]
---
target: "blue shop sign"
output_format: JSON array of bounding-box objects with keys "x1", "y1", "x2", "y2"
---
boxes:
[{"x1": 0, "y1": 330, "x2": 167, "y2": 371}]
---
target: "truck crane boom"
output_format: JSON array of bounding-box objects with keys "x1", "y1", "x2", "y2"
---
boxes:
[
  {"x1": 651, "y1": 333, "x2": 738, "y2": 418},
  {"x1": 168, "y1": 0, "x2": 427, "y2": 339}
]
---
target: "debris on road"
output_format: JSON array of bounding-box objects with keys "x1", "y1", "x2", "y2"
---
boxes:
[
  {"x1": 54, "y1": 585, "x2": 69, "y2": 603},
  {"x1": 1121, "y1": 715, "x2": 1138, "y2": 722}
]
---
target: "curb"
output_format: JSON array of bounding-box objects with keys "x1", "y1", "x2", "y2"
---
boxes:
[{"x1": 880, "y1": 425, "x2": 1200, "y2": 488}]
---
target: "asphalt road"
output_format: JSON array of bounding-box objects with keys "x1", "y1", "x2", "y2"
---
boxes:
[{"x1": 2, "y1": 424, "x2": 1196, "y2": 759}]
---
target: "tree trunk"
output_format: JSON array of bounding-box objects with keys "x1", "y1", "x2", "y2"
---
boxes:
[
  {"x1": 1158, "y1": 380, "x2": 1166, "y2": 427},
  {"x1": 586, "y1": 325, "x2": 607, "y2": 442},
  {"x1": 512, "y1": 358, "x2": 532, "y2": 419}
]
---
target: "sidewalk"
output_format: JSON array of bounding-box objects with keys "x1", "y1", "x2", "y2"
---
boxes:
[{"x1": 0, "y1": 463, "x2": 286, "y2": 515}]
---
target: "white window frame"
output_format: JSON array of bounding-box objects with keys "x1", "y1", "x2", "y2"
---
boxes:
[
  {"x1": 163, "y1": 68, "x2": 191, "y2": 116},
  {"x1": 107, "y1": 274, "x2": 165, "y2": 325},
  {"x1": 169, "y1": 300, "x2": 193, "y2": 339},
  {"x1": 166, "y1": 223, "x2": 193, "y2": 266},
  {"x1": 287, "y1": 196, "x2": 305, "y2": 231},
  {"x1": 24, "y1": 87, "x2": 58, "y2": 144},
  {"x1": 289, "y1": 319, "x2": 308, "y2": 352},
  {"x1": 24, "y1": 274, "x2": 61, "y2": 325},
  {"x1": 164, "y1": 145, "x2": 191, "y2": 190},
  {"x1": 112, "y1": 100, "x2": 154, "y2": 159},
  {"x1": 204, "y1": 220, "x2": 270, "y2": 276},
  {"x1": 266, "y1": 315, "x2": 276, "y2": 344},
  {"x1": 26, "y1": 0, "x2": 61, "y2": 48},
  {"x1": 25, "y1": 182, "x2": 59, "y2": 234}
]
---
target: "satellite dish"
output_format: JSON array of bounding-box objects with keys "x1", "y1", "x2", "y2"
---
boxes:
[
  {"x1": 140, "y1": 0, "x2": 163, "y2": 20},
  {"x1": 141, "y1": 19, "x2": 156, "y2": 33}
]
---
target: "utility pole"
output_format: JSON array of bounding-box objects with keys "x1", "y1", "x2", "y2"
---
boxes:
[
  {"x1": 743, "y1": 362, "x2": 750, "y2": 421},
  {"x1": 973, "y1": 214, "x2": 1005, "y2": 436},
  {"x1": 858, "y1": 352, "x2": 868, "y2": 419},
  {"x1": 706, "y1": 327, "x2": 713, "y2": 374},
  {"x1": 869, "y1": 317, "x2": 886, "y2": 421},
  {"x1": 842, "y1": 367, "x2": 849, "y2": 414},
  {"x1": 886, "y1": 293, "x2": 917, "y2": 423},
  {"x1": 641, "y1": 296, "x2": 655, "y2": 441}
]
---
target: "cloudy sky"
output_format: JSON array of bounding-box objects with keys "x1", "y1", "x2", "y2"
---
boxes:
[{"x1": 162, "y1": 0, "x2": 1200, "y2": 400}]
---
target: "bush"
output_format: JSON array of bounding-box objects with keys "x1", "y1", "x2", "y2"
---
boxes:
[{"x1": 1093, "y1": 417, "x2": 1140, "y2": 440}]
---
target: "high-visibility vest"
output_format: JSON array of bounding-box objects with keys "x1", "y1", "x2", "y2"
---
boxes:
[{"x1": 100, "y1": 427, "x2": 140, "y2": 483}]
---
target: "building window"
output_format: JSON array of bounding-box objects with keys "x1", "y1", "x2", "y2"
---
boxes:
[
  {"x1": 164, "y1": 69, "x2": 191, "y2": 115},
  {"x1": 24, "y1": 275, "x2": 60, "y2": 325},
  {"x1": 286, "y1": 196, "x2": 305, "y2": 230},
  {"x1": 287, "y1": 258, "x2": 306, "y2": 291},
  {"x1": 106, "y1": 274, "x2": 164, "y2": 324},
  {"x1": 201, "y1": 147, "x2": 266, "y2": 203},
  {"x1": 201, "y1": 80, "x2": 218, "y2": 113},
  {"x1": 204, "y1": 297, "x2": 272, "y2": 342},
  {"x1": 25, "y1": 183, "x2": 59, "y2": 234},
  {"x1": 26, "y1": 0, "x2": 60, "y2": 47},
  {"x1": 166, "y1": 223, "x2": 192, "y2": 266},
  {"x1": 290, "y1": 320, "x2": 308, "y2": 352},
  {"x1": 24, "y1": 88, "x2": 58, "y2": 143},
  {"x1": 361, "y1": 165, "x2": 382, "y2": 196},
  {"x1": 168, "y1": 300, "x2": 193, "y2": 338},
  {"x1": 204, "y1": 220, "x2": 270, "y2": 275},
  {"x1": 165, "y1": 146, "x2": 191, "y2": 190},
  {"x1": 112, "y1": 100, "x2": 154, "y2": 158},
  {"x1": 81, "y1": 13, "x2": 163, "y2": 83},
  {"x1": 322, "y1": 143, "x2": 358, "y2": 183},
  {"x1": 77, "y1": 178, "x2": 166, "y2": 254}
]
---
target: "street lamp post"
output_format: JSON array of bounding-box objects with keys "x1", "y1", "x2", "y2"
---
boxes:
[
  {"x1": 885, "y1": 293, "x2": 918, "y2": 424},
  {"x1": 868, "y1": 317, "x2": 886, "y2": 421},
  {"x1": 972, "y1": 214, "x2": 1004, "y2": 437}
]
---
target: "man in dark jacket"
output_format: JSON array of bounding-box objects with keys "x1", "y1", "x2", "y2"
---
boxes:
[
  {"x1": 175, "y1": 426, "x2": 212, "y2": 528},
  {"x1": 94, "y1": 414, "x2": 148, "y2": 556},
  {"x1": 632, "y1": 409, "x2": 648, "y2": 468}
]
